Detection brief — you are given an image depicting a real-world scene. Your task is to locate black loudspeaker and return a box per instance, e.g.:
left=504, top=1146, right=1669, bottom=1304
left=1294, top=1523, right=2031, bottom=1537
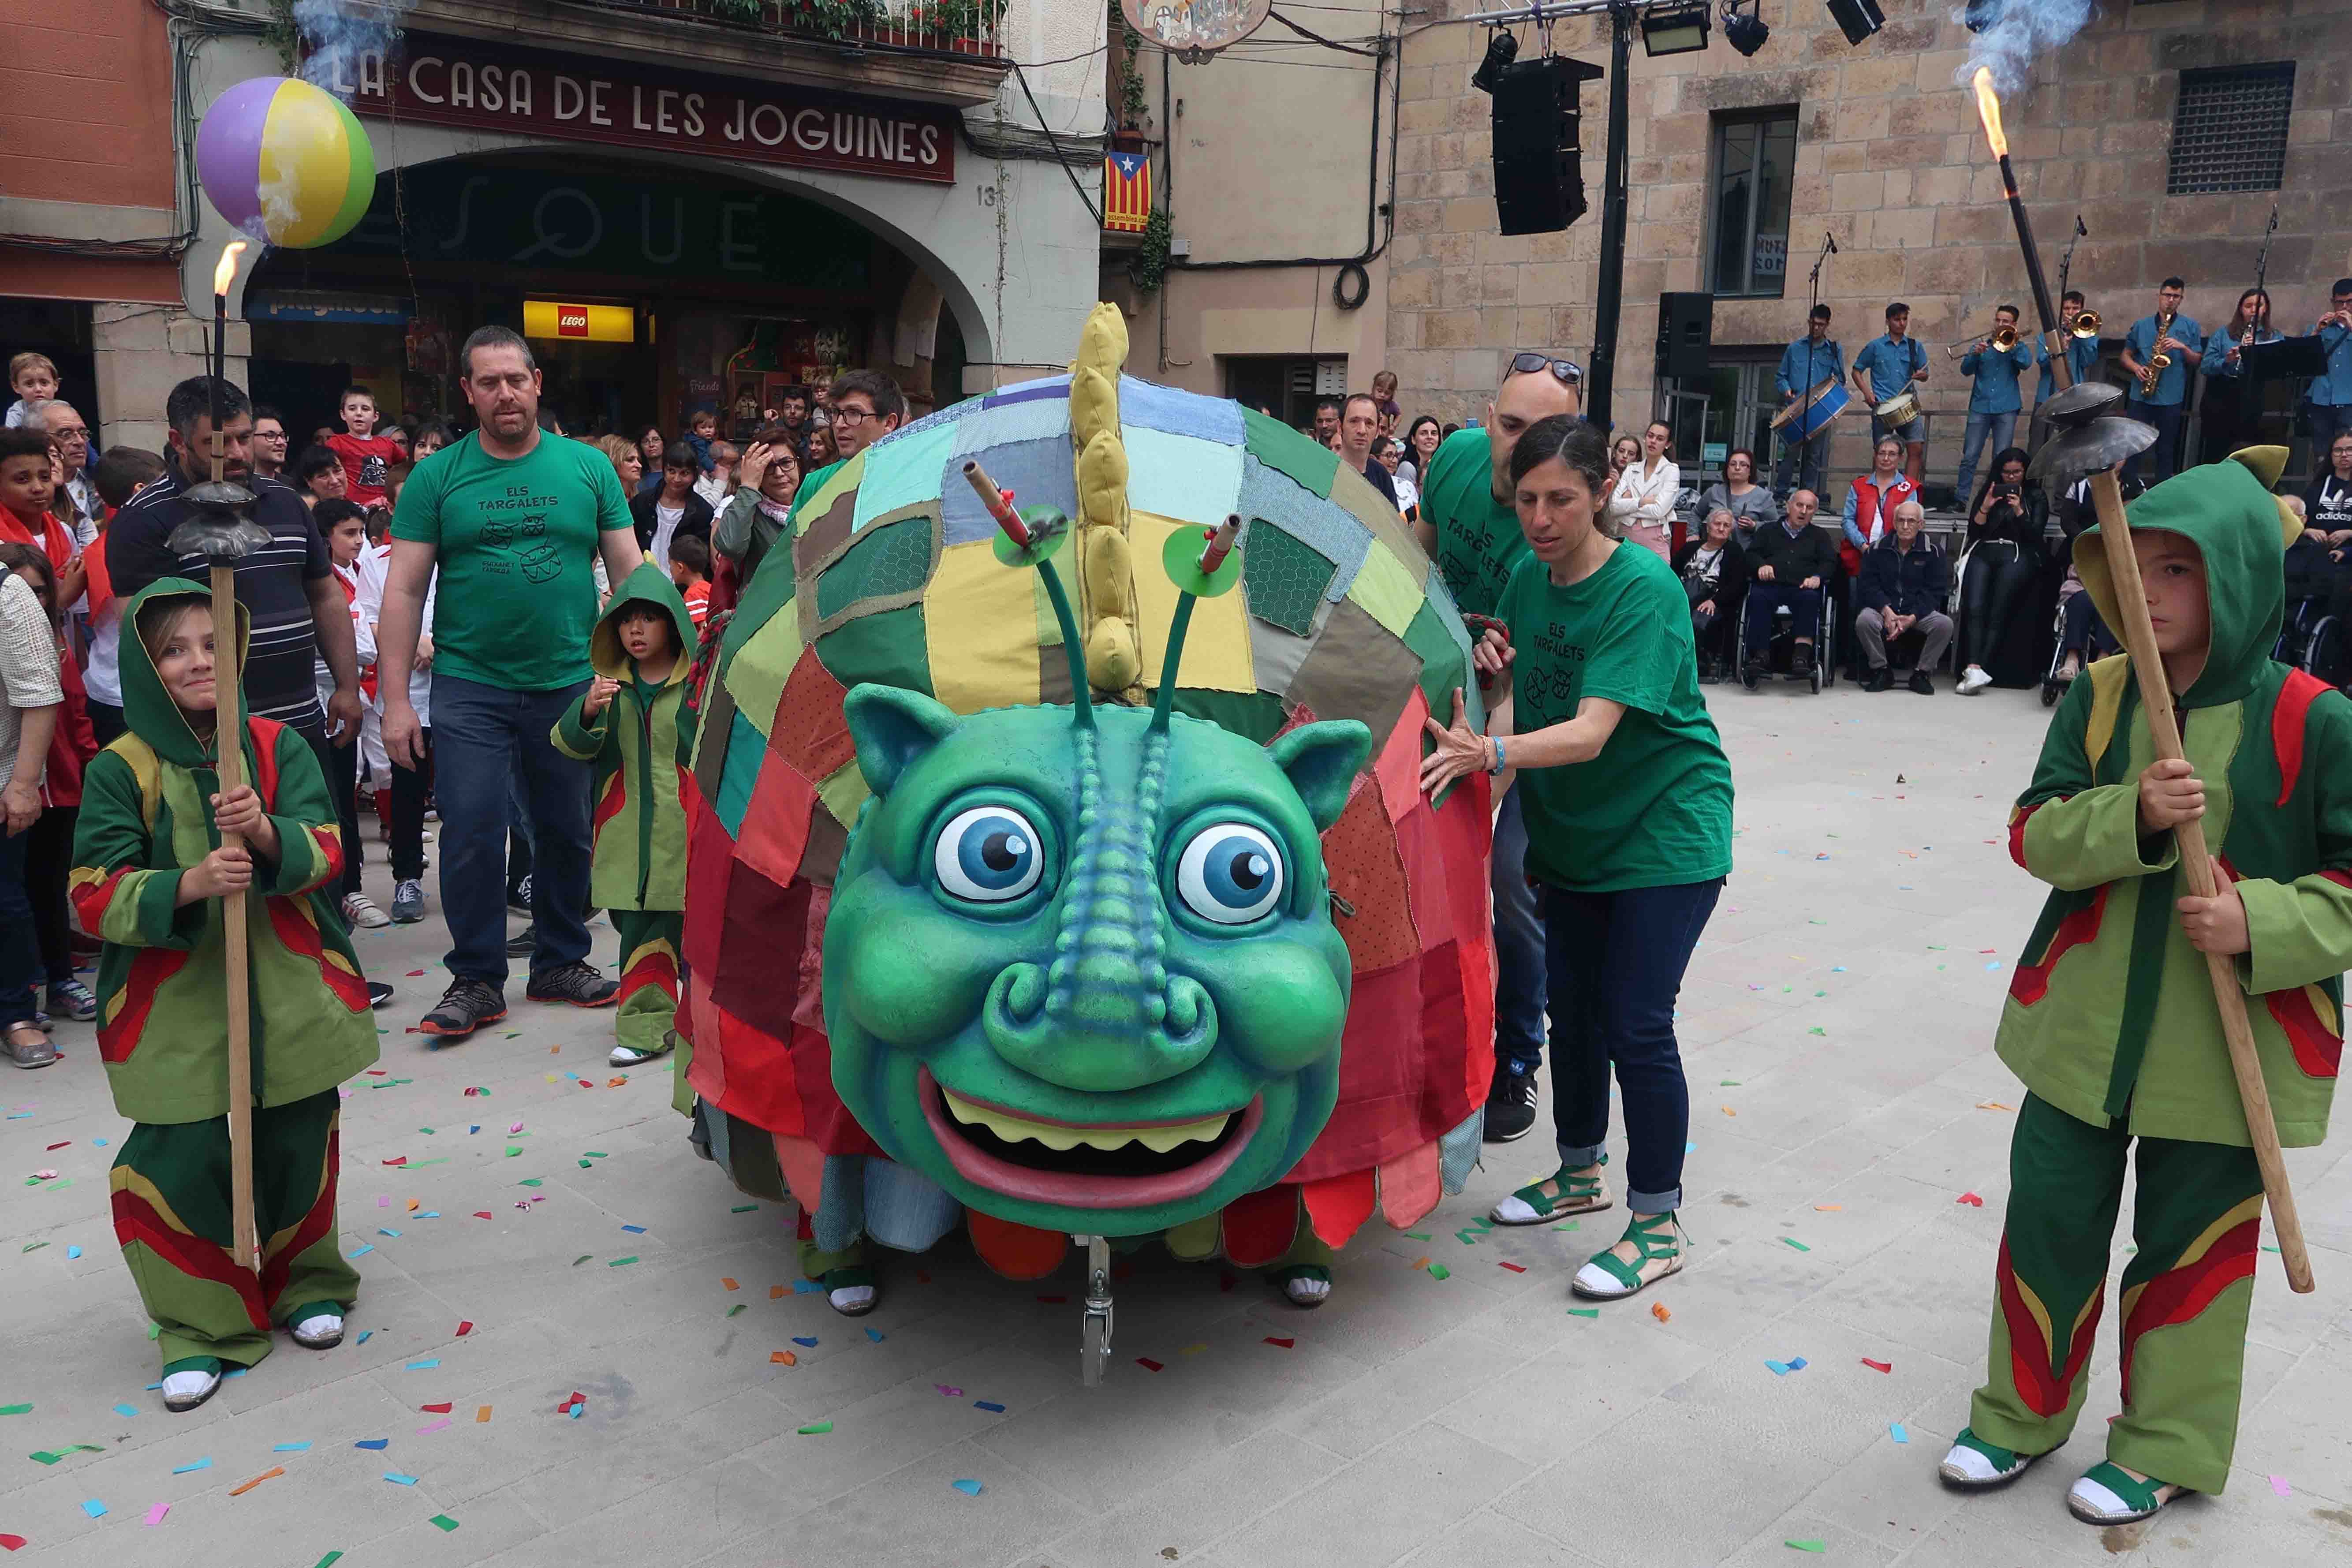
left=1655, top=291, right=1714, bottom=380
left=1491, top=56, right=1604, bottom=237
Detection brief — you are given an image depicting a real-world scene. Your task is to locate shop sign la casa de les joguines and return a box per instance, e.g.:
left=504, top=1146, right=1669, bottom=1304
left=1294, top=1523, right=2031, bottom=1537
left=320, top=31, right=957, bottom=184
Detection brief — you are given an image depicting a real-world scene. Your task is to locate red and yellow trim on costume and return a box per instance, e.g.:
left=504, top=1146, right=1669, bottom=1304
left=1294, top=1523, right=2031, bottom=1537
left=2270, top=669, right=2330, bottom=806
left=264, top=895, right=373, bottom=1014
left=257, top=1124, right=344, bottom=1311
left=2009, top=885, right=2109, bottom=1008
left=109, top=1166, right=269, bottom=1331
left=2118, top=1196, right=2260, bottom=1406
left=1995, top=1234, right=2104, bottom=1419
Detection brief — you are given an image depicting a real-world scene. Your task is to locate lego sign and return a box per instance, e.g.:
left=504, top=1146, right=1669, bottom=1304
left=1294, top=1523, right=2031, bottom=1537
left=523, top=299, right=635, bottom=343
left=324, top=32, right=956, bottom=185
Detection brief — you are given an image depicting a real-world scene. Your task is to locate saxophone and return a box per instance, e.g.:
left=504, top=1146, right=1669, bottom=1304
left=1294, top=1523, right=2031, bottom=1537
left=2140, top=308, right=2174, bottom=398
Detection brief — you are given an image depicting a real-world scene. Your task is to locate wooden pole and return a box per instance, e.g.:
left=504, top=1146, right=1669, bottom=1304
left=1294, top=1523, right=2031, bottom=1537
left=2090, top=475, right=2315, bottom=1293
left=206, top=415, right=258, bottom=1273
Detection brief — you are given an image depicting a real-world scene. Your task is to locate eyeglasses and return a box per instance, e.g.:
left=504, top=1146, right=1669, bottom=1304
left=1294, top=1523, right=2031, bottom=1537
left=830, top=405, right=878, bottom=427
left=1507, top=352, right=1583, bottom=387
left=45, top=426, right=89, bottom=443
left=253, top=428, right=288, bottom=442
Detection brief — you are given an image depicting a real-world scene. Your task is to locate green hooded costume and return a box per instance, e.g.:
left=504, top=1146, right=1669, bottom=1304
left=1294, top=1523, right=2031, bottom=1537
left=70, top=579, right=377, bottom=1373
left=552, top=563, right=700, bottom=1092
left=1961, top=449, right=2347, bottom=1498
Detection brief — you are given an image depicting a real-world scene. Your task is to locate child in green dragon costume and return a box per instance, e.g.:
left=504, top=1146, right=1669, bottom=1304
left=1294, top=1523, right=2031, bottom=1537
left=71, top=581, right=378, bottom=1413
left=551, top=563, right=698, bottom=1088
left=1938, top=448, right=2346, bottom=1525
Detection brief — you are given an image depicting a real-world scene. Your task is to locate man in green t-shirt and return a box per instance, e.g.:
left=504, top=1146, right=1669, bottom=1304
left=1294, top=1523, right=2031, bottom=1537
left=1412, top=354, right=1583, bottom=1142
left=377, top=327, right=645, bottom=1039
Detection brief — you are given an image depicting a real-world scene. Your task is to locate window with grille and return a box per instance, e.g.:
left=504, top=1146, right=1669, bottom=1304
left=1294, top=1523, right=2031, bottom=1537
left=2166, top=63, right=2294, bottom=196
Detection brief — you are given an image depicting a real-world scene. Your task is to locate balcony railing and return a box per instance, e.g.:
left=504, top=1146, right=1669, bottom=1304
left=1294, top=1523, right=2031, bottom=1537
left=588, top=0, right=1007, bottom=58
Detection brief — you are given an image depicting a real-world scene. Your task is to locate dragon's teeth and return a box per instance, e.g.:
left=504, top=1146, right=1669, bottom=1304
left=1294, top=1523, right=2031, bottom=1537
left=943, top=1091, right=1229, bottom=1153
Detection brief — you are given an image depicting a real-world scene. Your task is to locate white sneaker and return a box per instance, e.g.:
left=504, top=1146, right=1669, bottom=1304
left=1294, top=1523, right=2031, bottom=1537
left=1958, top=665, right=1993, bottom=694
left=341, top=893, right=391, bottom=930
left=609, top=1040, right=674, bottom=1068
left=290, top=1312, right=344, bottom=1349
left=161, top=1368, right=221, bottom=1411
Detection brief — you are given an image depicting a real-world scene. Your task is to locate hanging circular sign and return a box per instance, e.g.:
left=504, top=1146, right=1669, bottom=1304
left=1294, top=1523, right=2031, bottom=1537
left=1121, top=0, right=1274, bottom=63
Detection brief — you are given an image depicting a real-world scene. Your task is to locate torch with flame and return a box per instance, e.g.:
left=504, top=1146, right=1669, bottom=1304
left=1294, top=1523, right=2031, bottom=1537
left=208, top=240, right=250, bottom=481
left=1975, top=69, right=2317, bottom=1294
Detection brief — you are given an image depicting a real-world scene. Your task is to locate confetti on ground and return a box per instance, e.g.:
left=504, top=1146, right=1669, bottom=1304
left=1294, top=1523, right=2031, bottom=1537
left=865, top=1328, right=885, bottom=1342
left=1651, top=1303, right=1671, bottom=1322
left=355, top=1331, right=372, bottom=1344
left=112, top=1403, right=138, bottom=1419
left=1813, top=1205, right=1841, bottom=1212
left=170, top=1458, right=211, bottom=1474
left=377, top=1228, right=400, bottom=1239
left=1427, top=1264, right=1451, bottom=1281
left=1568, top=1307, right=1599, bottom=1319
left=406, top=1359, right=439, bottom=1371
left=455, top=1321, right=473, bottom=1337
left=311, top=1556, right=341, bottom=1568
left=1498, top=1261, right=1526, bottom=1273
left=1135, top=1358, right=1164, bottom=1371
left=796, top=1422, right=832, bottom=1435
left=1180, top=1343, right=1208, bottom=1355
left=1861, top=1359, right=1893, bottom=1373
left=144, top=1501, right=169, bottom=1527
left=272, top=1441, right=310, bottom=1452
left=935, top=1385, right=963, bottom=1397
left=1890, top=1423, right=1909, bottom=1444
left=769, top=1285, right=786, bottom=1300
left=228, top=1467, right=284, bottom=1496
left=79, top=1501, right=106, bottom=1519
left=951, top=1479, right=983, bottom=1497
left=620, top=1225, right=645, bottom=1234
left=725, top=1304, right=746, bottom=1318
left=1956, top=1192, right=1985, bottom=1207
left=770, top=1351, right=796, bottom=1366
left=974, top=1401, right=1005, bottom=1413
left=731, top=1204, right=757, bottom=1213
left=66, top=1247, right=79, bottom=1260
left=417, top=1419, right=452, bottom=1435
left=1785, top=1543, right=1826, bottom=1554
left=608, top=1257, right=638, bottom=1268
left=1978, top=1101, right=2013, bottom=1111
left=353, top=1439, right=388, bottom=1451
left=382, top=1473, right=418, bottom=1486
left=1401, top=1231, right=1432, bottom=1241
left=1263, top=1337, right=1295, bottom=1348
left=1781, top=1237, right=1811, bottom=1252
left=429, top=1515, right=460, bottom=1532
left=721, top=1277, right=739, bottom=1291
left=791, top=1336, right=818, bottom=1347
left=0, top=1405, right=26, bottom=1417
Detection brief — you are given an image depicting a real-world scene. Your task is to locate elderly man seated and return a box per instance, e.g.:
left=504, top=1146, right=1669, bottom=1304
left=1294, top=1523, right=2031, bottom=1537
left=1740, top=485, right=1837, bottom=684
left=1854, top=498, right=1952, bottom=694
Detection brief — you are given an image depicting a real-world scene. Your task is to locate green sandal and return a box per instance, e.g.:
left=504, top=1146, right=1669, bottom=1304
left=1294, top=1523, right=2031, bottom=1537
left=1490, top=1155, right=1613, bottom=1226
left=1569, top=1211, right=1683, bottom=1299
left=1267, top=1264, right=1332, bottom=1309
left=1938, top=1427, right=2043, bottom=1488
left=2068, top=1462, right=2188, bottom=1525
left=820, top=1265, right=877, bottom=1317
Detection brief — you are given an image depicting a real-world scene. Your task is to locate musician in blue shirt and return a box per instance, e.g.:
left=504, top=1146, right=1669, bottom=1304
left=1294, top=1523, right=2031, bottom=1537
left=1773, top=305, right=1844, bottom=501
left=2029, top=288, right=2103, bottom=452
left=1850, top=302, right=1929, bottom=489
left=1956, top=302, right=2035, bottom=504
left=2305, top=276, right=2352, bottom=457
left=2120, top=277, right=2203, bottom=484
left=2199, top=287, right=2285, bottom=464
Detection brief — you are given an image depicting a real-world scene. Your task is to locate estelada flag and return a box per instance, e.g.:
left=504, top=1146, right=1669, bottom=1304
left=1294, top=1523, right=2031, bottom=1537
left=1103, top=150, right=1152, bottom=233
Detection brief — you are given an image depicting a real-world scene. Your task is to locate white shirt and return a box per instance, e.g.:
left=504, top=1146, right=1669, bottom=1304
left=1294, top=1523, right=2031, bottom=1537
left=651, top=502, right=685, bottom=572
left=355, top=543, right=438, bottom=726
left=694, top=472, right=733, bottom=512
left=1609, top=455, right=1681, bottom=559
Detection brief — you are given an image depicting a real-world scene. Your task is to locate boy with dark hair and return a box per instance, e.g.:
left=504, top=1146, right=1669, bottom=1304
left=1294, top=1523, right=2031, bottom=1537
left=0, top=428, right=82, bottom=605
left=1939, top=447, right=2348, bottom=1526
left=667, top=533, right=712, bottom=629
left=81, top=448, right=166, bottom=744
left=550, top=564, right=697, bottom=1079
left=325, top=386, right=401, bottom=508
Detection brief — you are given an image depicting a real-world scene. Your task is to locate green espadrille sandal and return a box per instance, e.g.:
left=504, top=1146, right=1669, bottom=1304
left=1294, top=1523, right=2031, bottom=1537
left=2068, top=1462, right=2187, bottom=1525
left=1938, top=1427, right=2043, bottom=1488
left=1490, top=1156, right=1613, bottom=1226
left=821, top=1266, right=877, bottom=1317
left=1569, top=1211, right=1684, bottom=1299
left=1268, top=1264, right=1332, bottom=1308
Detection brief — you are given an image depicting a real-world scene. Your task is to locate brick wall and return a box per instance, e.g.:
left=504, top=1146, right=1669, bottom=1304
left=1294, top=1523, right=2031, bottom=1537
left=1386, top=0, right=2352, bottom=485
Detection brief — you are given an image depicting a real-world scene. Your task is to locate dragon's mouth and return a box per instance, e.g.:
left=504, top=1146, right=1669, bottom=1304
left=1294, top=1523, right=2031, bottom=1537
left=918, top=1068, right=1261, bottom=1208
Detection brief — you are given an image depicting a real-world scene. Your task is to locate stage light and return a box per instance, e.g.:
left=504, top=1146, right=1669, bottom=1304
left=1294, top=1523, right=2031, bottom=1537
left=1723, top=0, right=1769, bottom=56
left=1963, top=0, right=2005, bottom=32
left=1471, top=27, right=1518, bottom=94
left=1823, top=0, right=1885, bottom=47
left=1639, top=1, right=1711, bottom=56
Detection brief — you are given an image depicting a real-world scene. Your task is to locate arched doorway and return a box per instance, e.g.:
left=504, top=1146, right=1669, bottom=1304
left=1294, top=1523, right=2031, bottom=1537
left=242, top=150, right=982, bottom=446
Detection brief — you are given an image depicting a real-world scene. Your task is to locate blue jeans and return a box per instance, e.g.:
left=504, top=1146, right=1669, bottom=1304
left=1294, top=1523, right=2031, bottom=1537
left=1543, top=877, right=1722, bottom=1213
left=431, top=673, right=594, bottom=988
left=0, top=823, right=37, bottom=1028
left=1491, top=785, right=1548, bottom=1072
left=1775, top=430, right=1828, bottom=501
left=1956, top=410, right=2017, bottom=505
left=2123, top=399, right=2183, bottom=484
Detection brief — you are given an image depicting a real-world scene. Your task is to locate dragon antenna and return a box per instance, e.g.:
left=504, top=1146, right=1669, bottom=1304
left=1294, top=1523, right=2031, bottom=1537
left=961, top=459, right=1092, bottom=731
left=1150, top=515, right=1243, bottom=734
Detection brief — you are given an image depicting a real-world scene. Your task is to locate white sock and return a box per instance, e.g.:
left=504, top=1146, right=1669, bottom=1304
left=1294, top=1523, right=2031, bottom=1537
left=293, top=1312, right=342, bottom=1341
left=162, top=1369, right=218, bottom=1403
left=1490, top=1194, right=1541, bottom=1223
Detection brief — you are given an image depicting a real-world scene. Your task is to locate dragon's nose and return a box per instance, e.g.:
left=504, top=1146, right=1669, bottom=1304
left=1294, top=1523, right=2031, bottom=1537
left=982, top=960, right=1216, bottom=1092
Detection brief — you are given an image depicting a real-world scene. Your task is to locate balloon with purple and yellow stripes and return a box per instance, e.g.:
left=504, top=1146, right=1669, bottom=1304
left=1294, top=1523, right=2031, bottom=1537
left=195, top=76, right=377, bottom=249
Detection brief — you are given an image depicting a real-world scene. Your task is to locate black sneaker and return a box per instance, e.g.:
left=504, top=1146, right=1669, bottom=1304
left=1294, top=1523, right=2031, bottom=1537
left=1863, top=666, right=1893, bottom=693
left=507, top=874, right=533, bottom=914
left=1740, top=654, right=1766, bottom=691
left=526, top=961, right=620, bottom=1009
left=506, top=924, right=538, bottom=958
left=1909, top=670, right=1936, bottom=695
left=367, top=982, right=395, bottom=1010
left=1790, top=644, right=1815, bottom=680
left=419, top=978, right=507, bottom=1039
left=1483, top=1059, right=1540, bottom=1143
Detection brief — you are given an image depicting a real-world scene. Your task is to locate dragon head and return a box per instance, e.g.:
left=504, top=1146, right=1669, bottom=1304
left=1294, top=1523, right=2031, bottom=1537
left=823, top=531, right=1370, bottom=1234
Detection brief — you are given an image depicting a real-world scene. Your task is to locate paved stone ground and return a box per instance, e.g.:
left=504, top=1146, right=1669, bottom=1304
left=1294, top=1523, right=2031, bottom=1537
left=5, top=678, right=2350, bottom=1568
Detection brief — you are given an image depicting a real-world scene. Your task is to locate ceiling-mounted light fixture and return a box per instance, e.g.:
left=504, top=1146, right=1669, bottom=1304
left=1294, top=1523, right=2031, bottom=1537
left=1471, top=27, right=1518, bottom=94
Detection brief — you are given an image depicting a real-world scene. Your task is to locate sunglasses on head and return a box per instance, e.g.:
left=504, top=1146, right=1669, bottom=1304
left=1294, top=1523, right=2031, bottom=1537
left=1507, top=352, right=1584, bottom=387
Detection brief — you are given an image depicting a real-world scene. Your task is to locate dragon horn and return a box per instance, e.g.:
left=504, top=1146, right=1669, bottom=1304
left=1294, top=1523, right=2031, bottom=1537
left=961, top=459, right=1093, bottom=731
left=1149, top=516, right=1243, bottom=735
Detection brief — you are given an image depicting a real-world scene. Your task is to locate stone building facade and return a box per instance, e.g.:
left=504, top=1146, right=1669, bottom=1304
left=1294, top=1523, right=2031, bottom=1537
left=1383, top=0, right=2352, bottom=495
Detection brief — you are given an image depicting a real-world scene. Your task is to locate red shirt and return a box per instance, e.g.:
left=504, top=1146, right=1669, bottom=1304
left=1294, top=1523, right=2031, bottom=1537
left=681, top=579, right=709, bottom=628
left=326, top=432, right=403, bottom=508
left=0, top=508, right=74, bottom=574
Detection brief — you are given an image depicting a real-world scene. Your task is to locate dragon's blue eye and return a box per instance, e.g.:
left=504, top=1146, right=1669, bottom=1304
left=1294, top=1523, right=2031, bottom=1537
left=1176, top=824, right=1285, bottom=925
left=934, top=806, right=1044, bottom=903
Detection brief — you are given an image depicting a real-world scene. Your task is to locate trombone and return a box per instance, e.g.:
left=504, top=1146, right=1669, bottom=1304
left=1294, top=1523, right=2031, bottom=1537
left=2065, top=308, right=2102, bottom=339
left=1945, top=323, right=2021, bottom=358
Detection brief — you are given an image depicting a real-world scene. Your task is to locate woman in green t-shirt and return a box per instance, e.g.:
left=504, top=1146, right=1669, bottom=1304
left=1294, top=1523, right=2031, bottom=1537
left=1423, top=415, right=1735, bottom=1303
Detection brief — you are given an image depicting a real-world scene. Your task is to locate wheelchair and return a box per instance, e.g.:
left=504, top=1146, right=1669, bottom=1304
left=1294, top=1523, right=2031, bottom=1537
left=2042, top=594, right=2119, bottom=706
left=1738, top=583, right=1837, bottom=693
left=2277, top=597, right=2346, bottom=685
